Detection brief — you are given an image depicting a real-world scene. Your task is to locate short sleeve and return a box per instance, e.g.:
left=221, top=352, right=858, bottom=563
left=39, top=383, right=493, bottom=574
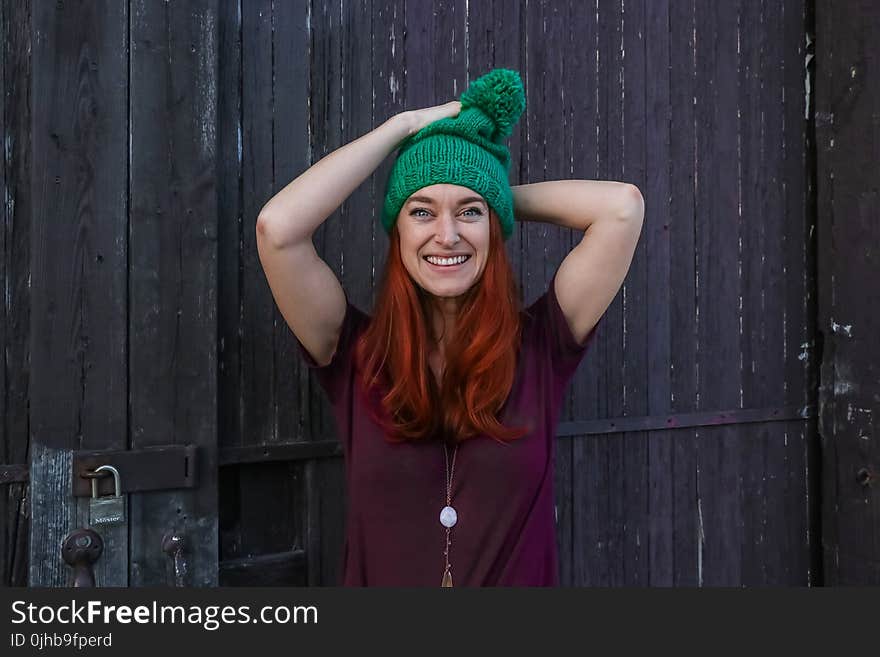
left=526, top=269, right=602, bottom=384
left=294, top=294, right=370, bottom=403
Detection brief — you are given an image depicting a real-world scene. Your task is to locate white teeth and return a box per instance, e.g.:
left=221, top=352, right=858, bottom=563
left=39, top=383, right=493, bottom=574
left=426, top=255, right=469, bottom=266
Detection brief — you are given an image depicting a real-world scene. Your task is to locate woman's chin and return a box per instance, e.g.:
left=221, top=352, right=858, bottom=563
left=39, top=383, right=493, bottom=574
left=419, top=280, right=472, bottom=299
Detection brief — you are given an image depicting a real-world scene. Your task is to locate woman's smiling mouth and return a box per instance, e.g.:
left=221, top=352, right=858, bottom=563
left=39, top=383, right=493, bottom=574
left=423, top=254, right=472, bottom=271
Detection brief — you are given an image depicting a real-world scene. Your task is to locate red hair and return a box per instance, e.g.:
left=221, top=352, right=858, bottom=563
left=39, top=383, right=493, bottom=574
left=354, top=210, right=530, bottom=445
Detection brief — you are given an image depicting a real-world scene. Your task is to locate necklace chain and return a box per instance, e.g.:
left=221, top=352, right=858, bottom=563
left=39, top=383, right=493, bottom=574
left=445, top=442, right=457, bottom=503
left=441, top=442, right=458, bottom=587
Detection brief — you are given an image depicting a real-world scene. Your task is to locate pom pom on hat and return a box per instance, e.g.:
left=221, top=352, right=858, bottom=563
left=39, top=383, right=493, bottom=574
left=459, top=68, right=526, bottom=140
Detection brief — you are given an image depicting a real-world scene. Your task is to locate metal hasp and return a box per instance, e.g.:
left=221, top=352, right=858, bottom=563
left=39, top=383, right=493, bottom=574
left=72, top=445, right=198, bottom=497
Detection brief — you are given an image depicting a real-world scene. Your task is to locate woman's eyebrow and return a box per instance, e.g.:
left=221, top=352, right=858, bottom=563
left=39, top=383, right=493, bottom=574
left=406, top=196, right=486, bottom=205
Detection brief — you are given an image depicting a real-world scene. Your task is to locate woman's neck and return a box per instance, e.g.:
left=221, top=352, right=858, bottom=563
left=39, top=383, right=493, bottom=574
left=430, top=298, right=459, bottom=347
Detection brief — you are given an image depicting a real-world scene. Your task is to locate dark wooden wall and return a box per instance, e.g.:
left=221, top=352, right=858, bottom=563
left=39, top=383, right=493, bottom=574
left=215, top=0, right=818, bottom=586
left=0, top=0, right=837, bottom=587
left=815, top=1, right=880, bottom=585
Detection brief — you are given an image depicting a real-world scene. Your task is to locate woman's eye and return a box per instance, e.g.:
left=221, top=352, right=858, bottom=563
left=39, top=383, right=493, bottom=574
left=409, top=207, right=483, bottom=218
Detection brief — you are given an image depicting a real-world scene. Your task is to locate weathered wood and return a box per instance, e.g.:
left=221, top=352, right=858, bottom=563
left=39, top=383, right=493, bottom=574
left=667, top=0, right=700, bottom=588
left=694, top=0, right=743, bottom=587
left=29, top=445, right=72, bottom=586
left=219, top=549, right=307, bottom=587
left=220, top=441, right=341, bottom=466
left=644, top=0, right=674, bottom=587
left=619, top=0, right=649, bottom=587
left=566, top=0, right=603, bottom=587
left=794, top=0, right=822, bottom=586
left=236, top=461, right=304, bottom=564
left=29, top=0, right=129, bottom=586
left=1, top=0, right=32, bottom=588
left=593, top=0, right=628, bottom=587
left=740, top=0, right=774, bottom=585
left=563, top=406, right=813, bottom=436
left=217, top=0, right=243, bottom=460
left=128, top=0, right=219, bottom=587
left=815, top=0, right=880, bottom=584
left=306, top=0, right=344, bottom=445
left=0, top=465, right=28, bottom=485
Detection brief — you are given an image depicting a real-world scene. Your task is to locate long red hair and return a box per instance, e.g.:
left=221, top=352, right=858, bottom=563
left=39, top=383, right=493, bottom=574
left=354, top=210, right=530, bottom=445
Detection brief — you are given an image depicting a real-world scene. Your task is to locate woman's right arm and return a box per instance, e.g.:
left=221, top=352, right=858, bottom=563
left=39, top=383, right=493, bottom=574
left=256, top=102, right=460, bottom=367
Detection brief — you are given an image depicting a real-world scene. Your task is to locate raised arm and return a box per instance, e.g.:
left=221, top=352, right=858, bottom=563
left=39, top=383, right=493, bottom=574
left=256, top=102, right=462, bottom=366
left=512, top=180, right=645, bottom=344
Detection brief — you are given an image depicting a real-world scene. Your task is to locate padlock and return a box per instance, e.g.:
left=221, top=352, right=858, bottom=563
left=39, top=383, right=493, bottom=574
left=89, top=465, right=125, bottom=526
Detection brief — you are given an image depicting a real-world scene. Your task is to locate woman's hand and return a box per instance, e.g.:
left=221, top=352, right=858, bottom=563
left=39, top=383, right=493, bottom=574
left=400, top=101, right=462, bottom=137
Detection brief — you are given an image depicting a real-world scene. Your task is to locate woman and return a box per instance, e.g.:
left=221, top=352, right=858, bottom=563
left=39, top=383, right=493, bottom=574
left=256, top=69, right=644, bottom=586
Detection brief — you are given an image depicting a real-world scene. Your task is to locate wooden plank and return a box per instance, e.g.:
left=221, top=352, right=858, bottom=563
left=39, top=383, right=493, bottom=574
left=219, top=549, right=307, bottom=587
left=306, top=0, right=344, bottom=443
left=815, top=0, right=880, bottom=584
left=814, top=0, right=836, bottom=586
left=695, top=0, right=743, bottom=586
left=312, top=455, right=346, bottom=585
left=617, top=0, right=649, bottom=587
left=781, top=0, right=818, bottom=586
left=29, top=446, right=72, bottom=586
left=29, top=0, right=128, bottom=586
left=224, top=0, right=309, bottom=586
left=403, top=0, right=435, bottom=112
left=370, top=0, right=406, bottom=305
left=667, top=0, right=699, bottom=587
left=235, top=0, right=284, bottom=584
left=532, top=0, right=573, bottom=587
left=0, top=0, right=7, bottom=588
left=492, top=0, right=525, bottom=294
left=598, top=0, right=626, bottom=588
left=301, top=0, right=372, bottom=585
left=273, top=0, right=311, bottom=449
left=128, top=0, right=219, bottom=586
left=433, top=0, right=467, bottom=100
left=568, top=0, right=603, bottom=588
left=217, top=0, right=243, bottom=454
left=739, top=0, right=777, bottom=585
left=220, top=440, right=341, bottom=466
left=644, top=0, right=674, bottom=586
left=740, top=0, right=813, bottom=586
left=548, top=3, right=586, bottom=586
left=240, top=0, right=276, bottom=454
left=0, top=0, right=32, bottom=588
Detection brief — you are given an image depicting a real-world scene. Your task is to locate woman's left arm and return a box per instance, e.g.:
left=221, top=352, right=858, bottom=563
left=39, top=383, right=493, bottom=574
left=511, top=180, right=645, bottom=344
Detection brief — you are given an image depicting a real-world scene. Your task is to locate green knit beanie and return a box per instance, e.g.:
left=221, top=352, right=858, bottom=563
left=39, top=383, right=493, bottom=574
left=381, top=68, right=526, bottom=241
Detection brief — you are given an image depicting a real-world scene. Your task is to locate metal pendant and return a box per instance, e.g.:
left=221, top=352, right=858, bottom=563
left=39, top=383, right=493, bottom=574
left=441, top=567, right=453, bottom=587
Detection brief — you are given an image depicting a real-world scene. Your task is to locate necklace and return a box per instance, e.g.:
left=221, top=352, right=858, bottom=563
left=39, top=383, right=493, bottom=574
left=440, top=441, right=459, bottom=587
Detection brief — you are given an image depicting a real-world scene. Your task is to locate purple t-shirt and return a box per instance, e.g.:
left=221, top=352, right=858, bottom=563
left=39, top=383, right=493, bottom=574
left=296, top=270, right=601, bottom=586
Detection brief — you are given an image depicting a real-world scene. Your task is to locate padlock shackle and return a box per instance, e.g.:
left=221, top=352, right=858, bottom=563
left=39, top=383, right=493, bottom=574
left=92, top=465, right=122, bottom=497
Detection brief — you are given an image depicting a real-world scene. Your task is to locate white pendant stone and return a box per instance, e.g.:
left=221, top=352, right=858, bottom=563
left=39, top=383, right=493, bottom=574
left=440, top=505, right=458, bottom=528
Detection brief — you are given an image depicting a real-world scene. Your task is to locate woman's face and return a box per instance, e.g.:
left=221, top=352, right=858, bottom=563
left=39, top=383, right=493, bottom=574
left=396, top=184, right=491, bottom=300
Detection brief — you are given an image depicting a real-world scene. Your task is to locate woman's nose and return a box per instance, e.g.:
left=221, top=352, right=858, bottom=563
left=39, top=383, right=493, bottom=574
left=435, top=214, right=460, bottom=244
